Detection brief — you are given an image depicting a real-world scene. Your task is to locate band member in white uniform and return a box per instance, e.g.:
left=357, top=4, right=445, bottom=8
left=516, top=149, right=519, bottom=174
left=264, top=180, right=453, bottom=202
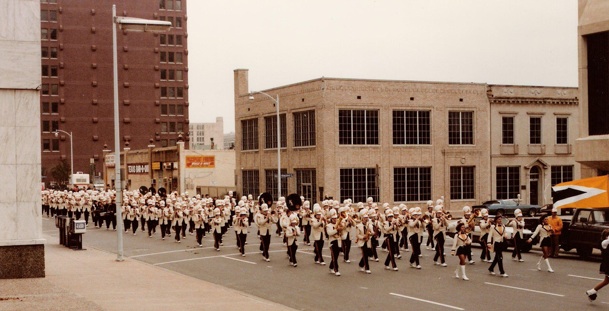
left=326, top=210, right=342, bottom=276
left=286, top=214, right=301, bottom=267
left=383, top=210, right=399, bottom=271
left=432, top=205, right=448, bottom=266
left=408, top=207, right=423, bottom=269
left=478, top=209, right=492, bottom=262
left=356, top=211, right=372, bottom=274
left=311, top=204, right=327, bottom=265
left=528, top=215, right=554, bottom=272
left=255, top=203, right=274, bottom=262
left=487, top=215, right=508, bottom=277
left=451, top=223, right=472, bottom=280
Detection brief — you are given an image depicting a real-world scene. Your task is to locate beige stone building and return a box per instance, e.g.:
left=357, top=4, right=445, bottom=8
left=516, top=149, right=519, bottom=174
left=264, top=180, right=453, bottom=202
left=234, top=69, right=580, bottom=211
left=189, top=117, right=225, bottom=150
left=488, top=85, right=580, bottom=207
left=575, top=0, right=609, bottom=176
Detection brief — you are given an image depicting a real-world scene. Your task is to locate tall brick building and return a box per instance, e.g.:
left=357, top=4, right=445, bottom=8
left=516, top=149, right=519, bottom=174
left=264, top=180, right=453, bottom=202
left=40, top=0, right=189, bottom=187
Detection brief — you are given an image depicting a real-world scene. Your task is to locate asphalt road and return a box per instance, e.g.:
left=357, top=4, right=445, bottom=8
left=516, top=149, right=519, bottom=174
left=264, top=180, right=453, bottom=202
left=43, top=217, right=608, bottom=311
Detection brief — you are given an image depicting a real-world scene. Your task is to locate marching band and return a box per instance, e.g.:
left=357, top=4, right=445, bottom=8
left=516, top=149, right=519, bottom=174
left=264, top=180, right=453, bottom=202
left=40, top=189, right=559, bottom=281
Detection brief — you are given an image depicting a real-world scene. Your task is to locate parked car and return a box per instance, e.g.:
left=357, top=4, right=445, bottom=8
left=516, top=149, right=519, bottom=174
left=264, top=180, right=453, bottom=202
left=473, top=199, right=541, bottom=217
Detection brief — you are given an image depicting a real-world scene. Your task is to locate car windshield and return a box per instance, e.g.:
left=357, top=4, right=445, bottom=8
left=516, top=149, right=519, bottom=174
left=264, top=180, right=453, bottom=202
left=498, top=200, right=517, bottom=206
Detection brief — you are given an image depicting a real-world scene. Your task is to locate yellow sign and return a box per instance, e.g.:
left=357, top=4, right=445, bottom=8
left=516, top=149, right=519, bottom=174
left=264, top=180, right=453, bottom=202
left=186, top=156, right=215, bottom=168
left=152, top=162, right=161, bottom=170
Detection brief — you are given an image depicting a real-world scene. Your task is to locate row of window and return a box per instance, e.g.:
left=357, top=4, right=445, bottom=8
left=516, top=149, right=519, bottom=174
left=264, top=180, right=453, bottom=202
left=159, top=0, right=183, bottom=10
left=41, top=84, right=59, bottom=96
left=160, top=69, right=183, bottom=81
left=41, top=28, right=58, bottom=40
left=42, top=65, right=58, bottom=77
left=42, top=139, right=60, bottom=152
left=41, top=46, right=58, bottom=59
left=159, top=34, right=183, bottom=46
left=160, top=86, right=184, bottom=99
left=241, top=165, right=574, bottom=204
left=42, top=120, right=59, bottom=133
left=160, top=104, right=185, bottom=116
left=160, top=51, right=183, bottom=64
left=40, top=0, right=57, bottom=3
left=41, top=9, right=57, bottom=22
left=502, top=116, right=569, bottom=145
left=160, top=121, right=185, bottom=134
left=158, top=16, right=182, bottom=28
left=42, top=102, right=59, bottom=114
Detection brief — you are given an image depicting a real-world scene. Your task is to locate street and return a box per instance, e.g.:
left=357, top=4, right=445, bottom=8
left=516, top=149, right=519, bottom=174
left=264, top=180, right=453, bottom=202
left=43, top=217, right=607, bottom=311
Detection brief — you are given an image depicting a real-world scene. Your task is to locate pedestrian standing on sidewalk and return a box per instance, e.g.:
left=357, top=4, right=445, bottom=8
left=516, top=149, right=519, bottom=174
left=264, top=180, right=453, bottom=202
left=586, top=229, right=609, bottom=301
left=548, top=207, right=563, bottom=257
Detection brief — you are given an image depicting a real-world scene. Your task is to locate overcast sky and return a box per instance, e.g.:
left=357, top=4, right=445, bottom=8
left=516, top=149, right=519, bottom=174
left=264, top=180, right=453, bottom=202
left=187, top=0, right=578, bottom=133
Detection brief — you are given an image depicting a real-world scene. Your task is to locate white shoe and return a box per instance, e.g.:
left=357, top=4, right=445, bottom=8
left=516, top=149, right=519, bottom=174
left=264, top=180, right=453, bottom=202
left=489, top=271, right=496, bottom=275
left=416, top=265, right=421, bottom=269
left=518, top=259, right=524, bottom=262
left=462, top=275, right=469, bottom=281
left=410, top=263, right=417, bottom=268
left=198, top=244, right=202, bottom=247
left=265, top=258, right=270, bottom=262
left=241, top=254, right=245, bottom=257
left=374, top=258, right=379, bottom=262
left=315, top=261, right=320, bottom=264
left=293, top=263, right=297, bottom=267
left=335, top=271, right=341, bottom=276
left=345, top=259, right=351, bottom=263
left=385, top=266, right=391, bottom=270
left=468, top=260, right=475, bottom=265
left=360, top=268, right=365, bottom=272
left=393, top=267, right=399, bottom=271
left=329, top=269, right=335, bottom=274
left=441, top=263, right=447, bottom=267
left=548, top=269, right=554, bottom=273
left=396, top=255, right=402, bottom=259
left=434, top=262, right=440, bottom=266
left=501, top=273, right=509, bottom=278
left=320, top=262, right=326, bottom=266
left=365, top=270, right=371, bottom=274
left=512, top=257, right=518, bottom=261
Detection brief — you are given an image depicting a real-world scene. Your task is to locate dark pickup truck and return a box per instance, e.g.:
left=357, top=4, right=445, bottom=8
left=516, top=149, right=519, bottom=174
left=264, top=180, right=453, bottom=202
left=560, top=208, right=609, bottom=258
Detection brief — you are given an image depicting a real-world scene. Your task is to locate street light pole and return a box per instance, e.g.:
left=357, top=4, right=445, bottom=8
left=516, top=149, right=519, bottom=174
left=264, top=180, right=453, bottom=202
left=54, top=129, right=73, bottom=182
left=249, top=91, right=281, bottom=199
left=112, top=4, right=171, bottom=262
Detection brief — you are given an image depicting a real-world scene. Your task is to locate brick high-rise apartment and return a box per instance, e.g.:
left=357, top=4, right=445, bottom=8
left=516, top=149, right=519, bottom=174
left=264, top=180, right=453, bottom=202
left=40, top=0, right=189, bottom=187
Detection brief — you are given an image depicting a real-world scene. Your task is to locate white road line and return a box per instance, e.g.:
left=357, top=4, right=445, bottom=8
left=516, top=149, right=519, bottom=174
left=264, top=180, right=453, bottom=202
left=484, top=282, right=564, bottom=297
left=154, top=249, right=285, bottom=266
left=568, top=274, right=604, bottom=281
left=390, top=293, right=464, bottom=310
left=222, top=256, right=257, bottom=265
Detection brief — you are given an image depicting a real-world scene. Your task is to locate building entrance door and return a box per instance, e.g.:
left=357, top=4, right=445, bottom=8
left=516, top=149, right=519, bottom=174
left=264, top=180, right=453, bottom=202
left=530, top=166, right=540, bottom=205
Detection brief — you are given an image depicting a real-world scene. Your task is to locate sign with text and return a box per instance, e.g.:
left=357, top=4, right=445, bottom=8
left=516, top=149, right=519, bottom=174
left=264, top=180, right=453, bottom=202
left=127, top=163, right=150, bottom=174
left=152, top=162, right=161, bottom=170
left=186, top=155, right=215, bottom=168
left=105, top=154, right=115, bottom=167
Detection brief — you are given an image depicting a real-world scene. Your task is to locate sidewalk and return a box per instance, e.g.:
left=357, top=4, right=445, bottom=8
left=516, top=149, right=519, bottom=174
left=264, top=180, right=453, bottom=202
left=0, top=234, right=295, bottom=311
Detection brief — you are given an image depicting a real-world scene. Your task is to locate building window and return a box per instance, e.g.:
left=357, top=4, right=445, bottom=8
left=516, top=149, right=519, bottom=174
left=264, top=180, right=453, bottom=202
left=448, top=111, right=474, bottom=145
left=175, top=17, right=182, bottom=28
left=40, top=9, right=57, bottom=22
left=242, top=170, right=260, bottom=198
left=42, top=139, right=51, bottom=151
left=296, top=169, right=317, bottom=203
left=394, top=167, right=431, bottom=202
left=551, top=165, right=573, bottom=186
left=450, top=166, right=475, bottom=200
left=264, top=114, right=286, bottom=149
left=41, top=65, right=58, bottom=77
left=530, top=117, right=541, bottom=144
left=241, top=118, right=258, bottom=151
left=265, top=169, right=287, bottom=199
left=42, top=120, right=50, bottom=132
left=52, top=139, right=59, bottom=151
left=42, top=102, right=50, bottom=114
left=496, top=166, right=520, bottom=200
left=502, top=116, right=514, bottom=144
left=338, top=110, right=379, bottom=145
left=176, top=104, right=184, bottom=115
left=556, top=117, right=568, bottom=145
left=339, top=168, right=378, bottom=203
left=293, top=110, right=316, bottom=147
left=393, top=110, right=430, bottom=145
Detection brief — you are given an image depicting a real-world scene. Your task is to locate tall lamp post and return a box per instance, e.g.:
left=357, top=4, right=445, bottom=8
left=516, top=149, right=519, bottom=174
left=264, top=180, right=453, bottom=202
left=249, top=91, right=281, bottom=199
left=54, top=129, right=73, bottom=184
left=112, top=4, right=171, bottom=261
left=148, top=139, right=155, bottom=188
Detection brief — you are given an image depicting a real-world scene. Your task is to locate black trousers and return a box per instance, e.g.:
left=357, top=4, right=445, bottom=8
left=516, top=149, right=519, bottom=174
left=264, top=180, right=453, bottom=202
left=426, top=226, right=435, bottom=248
left=174, top=225, right=182, bottom=241
left=303, top=224, right=311, bottom=244
left=131, top=219, right=139, bottom=234
left=370, top=237, right=379, bottom=259
left=213, top=231, right=222, bottom=249
left=409, top=234, right=421, bottom=265
left=160, top=224, right=168, bottom=238
left=480, top=233, right=491, bottom=260
left=342, top=233, right=352, bottom=261
left=385, top=235, right=397, bottom=268
left=140, top=216, right=146, bottom=231
left=434, top=233, right=445, bottom=264
left=489, top=242, right=505, bottom=274
left=511, top=233, right=523, bottom=260
left=237, top=233, right=247, bottom=255
left=196, top=228, right=205, bottom=245
left=329, top=240, right=340, bottom=272
left=147, top=220, right=157, bottom=237
left=105, top=214, right=116, bottom=229
left=288, top=241, right=298, bottom=264
left=314, top=237, right=325, bottom=263
left=83, top=211, right=90, bottom=225
left=399, top=228, right=409, bottom=249
left=124, top=219, right=131, bottom=231
left=359, top=244, right=370, bottom=270
left=260, top=234, right=271, bottom=259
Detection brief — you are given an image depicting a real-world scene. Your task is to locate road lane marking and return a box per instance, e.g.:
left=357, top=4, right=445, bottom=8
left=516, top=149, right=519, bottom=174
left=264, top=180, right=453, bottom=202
left=154, top=249, right=286, bottom=266
left=390, top=293, right=464, bottom=310
left=222, top=256, right=257, bottom=265
left=297, top=250, right=331, bottom=258
left=568, top=274, right=604, bottom=281
left=130, top=242, right=286, bottom=258
left=484, top=282, right=564, bottom=297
